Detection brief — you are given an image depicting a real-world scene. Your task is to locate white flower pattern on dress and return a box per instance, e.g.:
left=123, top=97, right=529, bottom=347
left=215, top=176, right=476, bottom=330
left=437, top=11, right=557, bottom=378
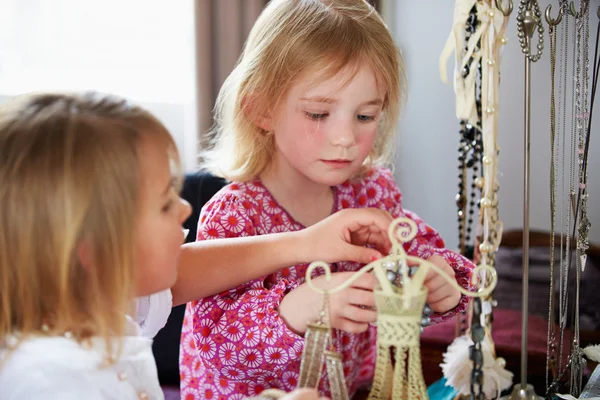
left=203, top=221, right=225, bottom=239
left=264, top=346, right=290, bottom=365
left=197, top=340, right=216, bottom=360
left=221, top=212, right=245, bottom=234
left=220, top=320, right=245, bottom=342
left=242, top=326, right=261, bottom=347
left=218, top=343, right=238, bottom=366
left=239, top=348, right=263, bottom=369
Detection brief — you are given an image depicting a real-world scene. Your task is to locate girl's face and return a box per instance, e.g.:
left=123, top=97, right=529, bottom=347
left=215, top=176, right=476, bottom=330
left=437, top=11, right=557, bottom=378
left=134, top=135, right=191, bottom=297
left=268, top=62, right=385, bottom=186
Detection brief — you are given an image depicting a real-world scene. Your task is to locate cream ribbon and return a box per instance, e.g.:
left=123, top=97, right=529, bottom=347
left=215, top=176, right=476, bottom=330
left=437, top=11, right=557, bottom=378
left=479, top=0, right=507, bottom=265
left=440, top=0, right=508, bottom=129
left=440, top=0, right=509, bottom=267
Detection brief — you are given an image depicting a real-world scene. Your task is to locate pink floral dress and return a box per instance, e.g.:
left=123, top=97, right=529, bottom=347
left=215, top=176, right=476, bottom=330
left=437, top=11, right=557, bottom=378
left=179, top=167, right=474, bottom=400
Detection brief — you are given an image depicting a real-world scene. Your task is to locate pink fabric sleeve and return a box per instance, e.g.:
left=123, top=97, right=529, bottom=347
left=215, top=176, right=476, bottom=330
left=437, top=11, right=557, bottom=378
left=190, top=192, right=304, bottom=379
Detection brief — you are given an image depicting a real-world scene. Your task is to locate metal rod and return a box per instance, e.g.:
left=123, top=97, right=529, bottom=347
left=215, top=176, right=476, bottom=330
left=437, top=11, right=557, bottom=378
left=521, top=53, right=531, bottom=390
left=510, top=2, right=541, bottom=398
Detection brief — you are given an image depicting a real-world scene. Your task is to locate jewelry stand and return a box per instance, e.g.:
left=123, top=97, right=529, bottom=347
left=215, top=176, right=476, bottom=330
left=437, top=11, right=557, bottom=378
left=510, top=0, right=543, bottom=398
left=439, top=2, right=513, bottom=397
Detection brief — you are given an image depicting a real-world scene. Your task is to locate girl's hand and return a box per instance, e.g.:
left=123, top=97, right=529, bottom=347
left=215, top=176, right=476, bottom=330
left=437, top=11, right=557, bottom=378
left=297, top=208, right=393, bottom=265
left=280, top=388, right=329, bottom=400
left=423, top=255, right=461, bottom=313
left=278, top=271, right=378, bottom=335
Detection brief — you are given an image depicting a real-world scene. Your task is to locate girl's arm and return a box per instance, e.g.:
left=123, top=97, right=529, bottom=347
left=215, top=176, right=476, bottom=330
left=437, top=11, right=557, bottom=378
left=171, top=207, right=393, bottom=306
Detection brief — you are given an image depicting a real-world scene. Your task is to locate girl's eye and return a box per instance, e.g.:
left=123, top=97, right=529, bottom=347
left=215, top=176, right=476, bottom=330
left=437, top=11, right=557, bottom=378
left=305, top=112, right=328, bottom=120
left=357, top=114, right=376, bottom=122
left=162, top=200, right=174, bottom=213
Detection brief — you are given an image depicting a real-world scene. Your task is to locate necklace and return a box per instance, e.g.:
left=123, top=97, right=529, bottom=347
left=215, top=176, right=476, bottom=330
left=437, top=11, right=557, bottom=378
left=448, top=3, right=510, bottom=399
left=570, top=1, right=590, bottom=395
left=549, top=4, right=570, bottom=395
left=455, top=5, right=484, bottom=348
left=545, top=3, right=562, bottom=389
left=516, top=0, right=545, bottom=62
left=547, top=1, right=593, bottom=396
left=456, top=4, right=484, bottom=262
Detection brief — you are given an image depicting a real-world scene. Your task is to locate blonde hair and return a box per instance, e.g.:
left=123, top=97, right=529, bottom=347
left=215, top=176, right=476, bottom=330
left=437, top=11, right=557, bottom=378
left=202, top=0, right=406, bottom=182
left=0, top=92, right=179, bottom=355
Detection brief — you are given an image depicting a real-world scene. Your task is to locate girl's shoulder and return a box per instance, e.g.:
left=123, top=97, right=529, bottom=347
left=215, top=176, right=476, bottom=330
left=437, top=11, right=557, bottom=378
left=0, top=334, right=159, bottom=399
left=0, top=336, right=99, bottom=397
left=201, top=179, right=270, bottom=216
left=209, top=180, right=266, bottom=203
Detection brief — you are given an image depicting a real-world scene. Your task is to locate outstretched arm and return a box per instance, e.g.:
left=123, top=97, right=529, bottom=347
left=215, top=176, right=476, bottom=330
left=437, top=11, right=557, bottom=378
left=171, top=207, right=393, bottom=306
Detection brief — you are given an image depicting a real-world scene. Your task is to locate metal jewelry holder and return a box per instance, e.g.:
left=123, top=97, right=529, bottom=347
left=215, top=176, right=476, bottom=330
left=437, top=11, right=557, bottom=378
left=510, top=0, right=544, bottom=398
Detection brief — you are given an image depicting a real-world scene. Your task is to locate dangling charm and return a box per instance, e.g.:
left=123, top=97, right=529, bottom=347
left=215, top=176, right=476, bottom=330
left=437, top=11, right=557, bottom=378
left=325, top=351, right=349, bottom=400
left=298, top=292, right=331, bottom=389
left=297, top=289, right=349, bottom=400
left=298, top=322, right=329, bottom=389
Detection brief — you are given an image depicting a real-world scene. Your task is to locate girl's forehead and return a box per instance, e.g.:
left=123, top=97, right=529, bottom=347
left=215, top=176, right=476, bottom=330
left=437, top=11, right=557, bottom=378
left=137, top=134, right=174, bottom=179
left=292, top=62, right=384, bottom=98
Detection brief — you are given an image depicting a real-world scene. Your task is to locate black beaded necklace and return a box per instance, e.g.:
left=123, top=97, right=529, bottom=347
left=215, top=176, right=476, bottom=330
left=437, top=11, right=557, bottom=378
left=456, top=5, right=485, bottom=262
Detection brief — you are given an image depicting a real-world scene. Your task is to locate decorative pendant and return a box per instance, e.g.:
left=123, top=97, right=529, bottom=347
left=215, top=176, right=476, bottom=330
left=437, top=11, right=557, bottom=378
left=325, top=351, right=349, bottom=400
left=298, top=322, right=330, bottom=389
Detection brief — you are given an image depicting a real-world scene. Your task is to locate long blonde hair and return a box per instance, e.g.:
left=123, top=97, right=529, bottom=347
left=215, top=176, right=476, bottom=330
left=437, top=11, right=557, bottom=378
left=202, top=0, right=406, bottom=182
left=0, top=92, right=178, bottom=355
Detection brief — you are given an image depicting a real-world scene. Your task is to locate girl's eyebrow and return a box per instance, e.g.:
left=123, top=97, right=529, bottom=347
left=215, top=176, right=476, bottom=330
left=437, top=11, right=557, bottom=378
left=300, top=96, right=337, bottom=104
left=162, top=177, right=176, bottom=196
left=300, top=96, right=383, bottom=107
left=359, top=99, right=383, bottom=106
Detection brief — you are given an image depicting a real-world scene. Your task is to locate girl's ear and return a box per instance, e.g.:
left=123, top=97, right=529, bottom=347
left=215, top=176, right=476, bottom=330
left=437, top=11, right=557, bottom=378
left=241, top=95, right=273, bottom=132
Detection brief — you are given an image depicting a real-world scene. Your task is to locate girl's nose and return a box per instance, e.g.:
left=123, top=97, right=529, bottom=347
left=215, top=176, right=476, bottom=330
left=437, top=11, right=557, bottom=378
left=328, top=120, right=356, bottom=147
left=179, top=198, right=192, bottom=222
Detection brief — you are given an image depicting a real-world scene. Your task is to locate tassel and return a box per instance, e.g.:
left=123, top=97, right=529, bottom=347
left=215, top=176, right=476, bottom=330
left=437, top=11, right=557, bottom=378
left=583, top=344, right=600, bottom=363
left=298, top=323, right=330, bottom=389
left=441, top=334, right=513, bottom=399
left=325, top=351, right=349, bottom=400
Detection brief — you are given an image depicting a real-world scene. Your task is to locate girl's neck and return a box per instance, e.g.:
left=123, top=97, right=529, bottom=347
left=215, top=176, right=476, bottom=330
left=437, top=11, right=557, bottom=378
left=259, top=157, right=334, bottom=227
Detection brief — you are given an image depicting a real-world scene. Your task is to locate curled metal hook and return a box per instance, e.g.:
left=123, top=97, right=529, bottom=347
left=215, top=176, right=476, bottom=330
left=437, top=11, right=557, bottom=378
left=568, top=1, right=588, bottom=18
left=545, top=4, right=563, bottom=26
left=495, top=0, right=513, bottom=16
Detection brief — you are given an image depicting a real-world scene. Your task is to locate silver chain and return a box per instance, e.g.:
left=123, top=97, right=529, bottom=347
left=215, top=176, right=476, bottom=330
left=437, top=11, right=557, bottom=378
left=546, top=11, right=559, bottom=390
left=548, top=2, right=591, bottom=396
left=570, top=2, right=589, bottom=395
left=469, top=298, right=485, bottom=400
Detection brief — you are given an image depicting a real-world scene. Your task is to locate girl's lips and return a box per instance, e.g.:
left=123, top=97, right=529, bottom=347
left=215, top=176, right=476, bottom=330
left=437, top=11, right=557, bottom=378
left=321, top=159, right=352, bottom=168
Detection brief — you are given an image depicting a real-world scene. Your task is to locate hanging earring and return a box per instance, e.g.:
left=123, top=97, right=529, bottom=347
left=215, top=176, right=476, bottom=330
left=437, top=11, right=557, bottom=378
left=298, top=289, right=350, bottom=400
left=323, top=306, right=349, bottom=400
left=325, top=350, right=349, bottom=400
left=298, top=291, right=331, bottom=389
